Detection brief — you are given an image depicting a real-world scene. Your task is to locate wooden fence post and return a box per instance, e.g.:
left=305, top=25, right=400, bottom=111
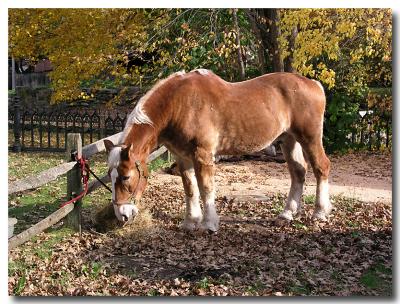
left=64, top=133, right=83, bottom=233
left=167, top=150, right=174, bottom=163
left=161, top=148, right=172, bottom=163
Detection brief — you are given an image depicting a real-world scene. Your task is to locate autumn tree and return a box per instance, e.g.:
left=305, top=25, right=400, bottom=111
left=9, top=8, right=391, bottom=125
left=279, top=9, right=392, bottom=92
left=9, top=9, right=260, bottom=103
left=9, top=9, right=160, bottom=102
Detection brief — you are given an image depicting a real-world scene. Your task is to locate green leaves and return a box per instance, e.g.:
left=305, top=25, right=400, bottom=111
left=13, top=274, right=26, bottom=295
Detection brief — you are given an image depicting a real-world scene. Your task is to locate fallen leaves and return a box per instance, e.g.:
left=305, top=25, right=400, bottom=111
left=8, top=186, right=392, bottom=296
left=8, top=151, right=392, bottom=296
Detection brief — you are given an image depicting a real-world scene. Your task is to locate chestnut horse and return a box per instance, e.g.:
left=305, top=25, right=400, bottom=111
left=103, top=69, right=331, bottom=232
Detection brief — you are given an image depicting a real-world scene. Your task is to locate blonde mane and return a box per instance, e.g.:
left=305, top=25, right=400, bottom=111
left=121, top=71, right=186, bottom=141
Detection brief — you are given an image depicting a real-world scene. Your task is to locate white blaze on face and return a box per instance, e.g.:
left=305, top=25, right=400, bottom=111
left=108, top=146, right=139, bottom=222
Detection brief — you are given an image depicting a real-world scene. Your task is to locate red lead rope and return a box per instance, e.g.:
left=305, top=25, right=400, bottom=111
left=60, top=155, right=90, bottom=208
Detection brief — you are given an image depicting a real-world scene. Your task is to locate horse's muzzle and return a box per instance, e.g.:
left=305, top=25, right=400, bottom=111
left=113, top=202, right=139, bottom=222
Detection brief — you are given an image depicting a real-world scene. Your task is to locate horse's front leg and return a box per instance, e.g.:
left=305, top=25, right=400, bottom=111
left=193, top=147, right=219, bottom=232
left=177, top=159, right=203, bottom=230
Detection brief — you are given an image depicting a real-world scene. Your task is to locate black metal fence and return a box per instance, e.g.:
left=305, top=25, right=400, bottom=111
left=9, top=96, right=132, bottom=152
left=351, top=111, right=392, bottom=151
left=8, top=96, right=392, bottom=153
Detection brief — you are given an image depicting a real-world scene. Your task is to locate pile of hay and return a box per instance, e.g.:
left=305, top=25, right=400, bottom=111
left=94, top=202, right=156, bottom=236
left=94, top=203, right=123, bottom=232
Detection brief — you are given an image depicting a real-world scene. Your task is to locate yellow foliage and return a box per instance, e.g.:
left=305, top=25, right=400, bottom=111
left=279, top=8, right=392, bottom=92
left=8, top=8, right=392, bottom=103
left=9, top=9, right=151, bottom=103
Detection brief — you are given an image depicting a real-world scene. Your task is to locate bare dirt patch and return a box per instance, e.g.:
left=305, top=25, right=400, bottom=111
left=154, top=151, right=392, bottom=204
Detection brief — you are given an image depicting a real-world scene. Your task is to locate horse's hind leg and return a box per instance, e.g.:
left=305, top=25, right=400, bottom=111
left=278, top=134, right=307, bottom=221
left=192, top=147, right=219, bottom=232
left=301, top=137, right=332, bottom=221
left=177, top=158, right=203, bottom=230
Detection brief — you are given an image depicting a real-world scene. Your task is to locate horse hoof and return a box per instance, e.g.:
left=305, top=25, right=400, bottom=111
left=200, top=221, right=219, bottom=233
left=181, top=221, right=197, bottom=231
left=311, top=211, right=328, bottom=222
left=274, top=217, right=291, bottom=227
left=275, top=211, right=293, bottom=226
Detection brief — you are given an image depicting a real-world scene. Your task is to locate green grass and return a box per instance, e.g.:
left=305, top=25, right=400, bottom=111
left=197, top=277, right=210, bottom=290
left=8, top=150, right=171, bottom=279
left=8, top=260, right=28, bottom=277
left=360, top=262, right=392, bottom=295
left=33, top=227, right=74, bottom=260
left=81, top=262, right=103, bottom=279
left=8, top=152, right=65, bottom=182
left=147, top=288, right=161, bottom=296
left=13, top=274, right=27, bottom=296
left=303, top=194, right=315, bottom=205
left=8, top=226, right=75, bottom=289
left=292, top=221, right=308, bottom=231
left=50, top=270, right=71, bottom=287
left=8, top=152, right=70, bottom=233
left=8, top=151, right=171, bottom=229
left=287, top=284, right=311, bottom=295
left=270, top=193, right=285, bottom=215
left=246, top=280, right=265, bottom=295
left=148, top=156, right=174, bottom=172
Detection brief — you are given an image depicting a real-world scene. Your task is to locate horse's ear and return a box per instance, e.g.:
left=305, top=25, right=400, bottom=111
left=120, top=144, right=131, bottom=161
left=103, top=139, right=115, bottom=153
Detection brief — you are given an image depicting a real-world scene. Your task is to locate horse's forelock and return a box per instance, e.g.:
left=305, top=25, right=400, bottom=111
left=108, top=146, right=122, bottom=169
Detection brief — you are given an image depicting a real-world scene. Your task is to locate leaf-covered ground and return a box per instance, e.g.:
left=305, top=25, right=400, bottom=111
left=8, top=151, right=392, bottom=296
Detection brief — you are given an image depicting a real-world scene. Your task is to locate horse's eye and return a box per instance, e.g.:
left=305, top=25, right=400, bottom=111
left=121, top=175, right=130, bottom=181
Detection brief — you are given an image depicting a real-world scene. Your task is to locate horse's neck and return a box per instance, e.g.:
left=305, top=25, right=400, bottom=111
left=123, top=124, right=158, bottom=161
left=123, top=81, right=176, bottom=158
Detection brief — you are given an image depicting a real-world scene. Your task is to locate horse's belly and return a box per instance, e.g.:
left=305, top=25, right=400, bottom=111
left=216, top=107, right=287, bottom=155
left=216, top=136, right=274, bottom=155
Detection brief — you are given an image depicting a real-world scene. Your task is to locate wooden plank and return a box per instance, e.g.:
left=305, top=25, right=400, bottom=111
left=147, top=146, right=168, bottom=162
left=8, top=161, right=76, bottom=195
left=82, top=132, right=123, bottom=159
left=65, top=134, right=82, bottom=233
left=8, top=204, right=74, bottom=250
left=224, top=194, right=271, bottom=203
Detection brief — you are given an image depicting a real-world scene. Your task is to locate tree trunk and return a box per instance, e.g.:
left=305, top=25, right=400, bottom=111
left=284, top=25, right=298, bottom=73
left=233, top=9, right=246, bottom=80
left=265, top=9, right=284, bottom=72
left=252, top=9, right=284, bottom=73
left=245, top=9, right=266, bottom=74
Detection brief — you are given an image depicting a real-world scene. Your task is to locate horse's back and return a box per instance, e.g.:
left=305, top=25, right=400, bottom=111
left=164, top=70, right=326, bottom=156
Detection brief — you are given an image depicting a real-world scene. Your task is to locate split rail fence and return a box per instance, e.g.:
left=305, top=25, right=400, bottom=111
left=8, top=132, right=168, bottom=250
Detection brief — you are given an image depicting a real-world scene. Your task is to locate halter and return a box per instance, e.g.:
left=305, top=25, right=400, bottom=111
left=112, top=160, right=148, bottom=206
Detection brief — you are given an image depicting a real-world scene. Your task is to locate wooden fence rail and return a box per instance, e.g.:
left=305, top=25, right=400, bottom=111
left=8, top=132, right=170, bottom=250
left=8, top=132, right=124, bottom=196
left=9, top=204, right=74, bottom=250
left=8, top=161, right=76, bottom=195
left=82, top=131, right=123, bottom=159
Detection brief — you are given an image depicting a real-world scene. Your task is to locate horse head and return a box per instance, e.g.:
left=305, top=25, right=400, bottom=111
left=104, top=139, right=149, bottom=222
